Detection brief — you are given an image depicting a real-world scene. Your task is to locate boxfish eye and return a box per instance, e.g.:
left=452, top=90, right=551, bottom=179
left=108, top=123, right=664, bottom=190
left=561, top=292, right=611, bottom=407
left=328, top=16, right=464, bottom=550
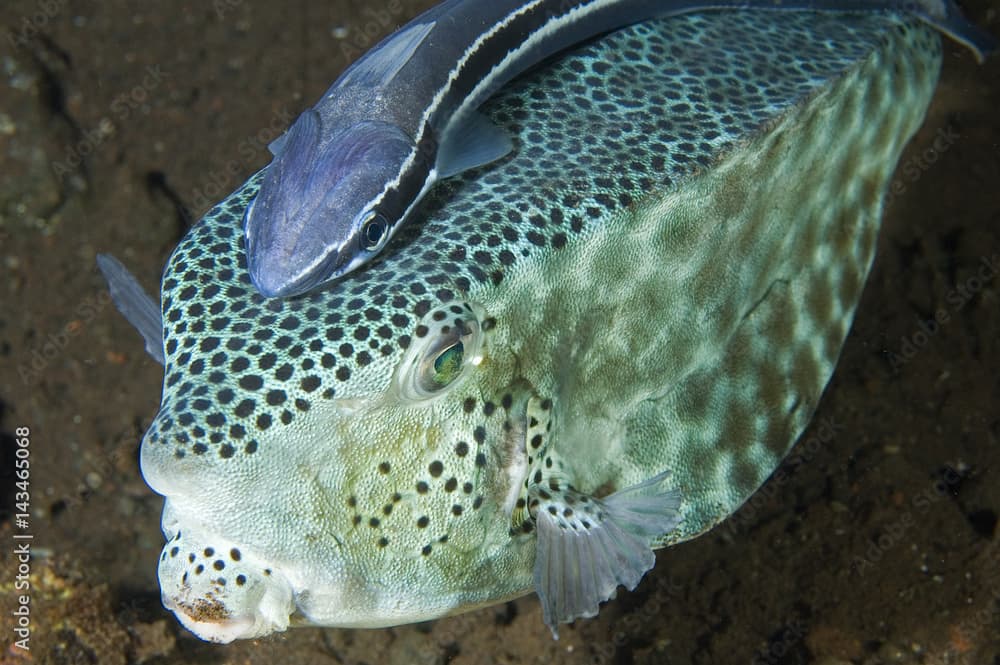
left=360, top=211, right=389, bottom=251
left=393, top=301, right=486, bottom=403
left=422, top=340, right=465, bottom=392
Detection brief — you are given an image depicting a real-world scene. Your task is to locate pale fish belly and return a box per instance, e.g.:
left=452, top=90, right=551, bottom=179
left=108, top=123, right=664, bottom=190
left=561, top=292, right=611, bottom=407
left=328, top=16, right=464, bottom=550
left=136, top=11, right=950, bottom=643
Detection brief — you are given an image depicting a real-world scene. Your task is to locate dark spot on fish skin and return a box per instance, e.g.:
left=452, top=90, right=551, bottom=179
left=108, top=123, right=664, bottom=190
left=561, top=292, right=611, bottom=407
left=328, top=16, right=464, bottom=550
left=417, top=516, right=429, bottom=528
left=377, top=537, right=389, bottom=548
left=378, top=461, right=391, bottom=474
left=429, top=461, right=444, bottom=477
left=369, top=517, right=380, bottom=528
left=422, top=545, right=432, bottom=556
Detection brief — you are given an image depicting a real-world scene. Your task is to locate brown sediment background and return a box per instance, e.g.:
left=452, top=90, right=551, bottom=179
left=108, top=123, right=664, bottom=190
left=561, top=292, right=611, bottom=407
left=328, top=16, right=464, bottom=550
left=0, top=1, right=997, bottom=663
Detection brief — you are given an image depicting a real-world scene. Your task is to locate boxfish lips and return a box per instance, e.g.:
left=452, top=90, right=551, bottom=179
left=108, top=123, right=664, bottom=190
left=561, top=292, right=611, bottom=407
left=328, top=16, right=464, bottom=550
left=155, top=527, right=295, bottom=643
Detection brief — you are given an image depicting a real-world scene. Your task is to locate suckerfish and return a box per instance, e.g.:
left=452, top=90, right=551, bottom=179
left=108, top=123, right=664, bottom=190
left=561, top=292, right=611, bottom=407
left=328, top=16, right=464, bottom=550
left=102, top=7, right=992, bottom=644
left=242, top=0, right=994, bottom=298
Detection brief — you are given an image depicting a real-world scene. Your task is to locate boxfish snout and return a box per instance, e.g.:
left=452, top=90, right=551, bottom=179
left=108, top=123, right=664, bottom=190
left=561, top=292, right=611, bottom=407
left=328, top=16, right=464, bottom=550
left=156, top=525, right=295, bottom=644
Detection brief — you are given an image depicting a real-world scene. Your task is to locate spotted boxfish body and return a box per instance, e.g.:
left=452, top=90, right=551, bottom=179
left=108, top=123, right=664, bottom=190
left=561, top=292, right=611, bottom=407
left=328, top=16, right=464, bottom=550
left=142, top=11, right=943, bottom=642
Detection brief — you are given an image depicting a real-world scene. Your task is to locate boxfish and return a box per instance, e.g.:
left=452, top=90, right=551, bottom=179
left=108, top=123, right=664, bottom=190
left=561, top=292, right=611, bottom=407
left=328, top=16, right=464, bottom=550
left=100, top=7, right=992, bottom=643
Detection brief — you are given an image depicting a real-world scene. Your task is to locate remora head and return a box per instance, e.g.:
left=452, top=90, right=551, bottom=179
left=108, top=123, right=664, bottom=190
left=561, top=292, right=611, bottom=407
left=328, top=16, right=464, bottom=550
left=244, top=112, right=413, bottom=297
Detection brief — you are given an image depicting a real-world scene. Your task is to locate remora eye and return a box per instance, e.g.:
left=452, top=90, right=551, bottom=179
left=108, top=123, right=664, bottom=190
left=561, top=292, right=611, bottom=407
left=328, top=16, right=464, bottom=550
left=360, top=211, right=389, bottom=251
left=395, top=301, right=485, bottom=402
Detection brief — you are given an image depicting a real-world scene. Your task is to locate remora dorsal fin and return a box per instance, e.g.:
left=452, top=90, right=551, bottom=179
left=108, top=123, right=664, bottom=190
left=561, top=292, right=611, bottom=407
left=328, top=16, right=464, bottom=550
left=340, top=21, right=435, bottom=88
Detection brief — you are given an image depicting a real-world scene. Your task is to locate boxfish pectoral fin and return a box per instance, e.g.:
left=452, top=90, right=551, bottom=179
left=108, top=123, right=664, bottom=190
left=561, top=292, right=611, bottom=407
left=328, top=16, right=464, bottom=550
left=530, top=469, right=683, bottom=638
left=96, top=253, right=165, bottom=366
left=435, top=110, right=515, bottom=179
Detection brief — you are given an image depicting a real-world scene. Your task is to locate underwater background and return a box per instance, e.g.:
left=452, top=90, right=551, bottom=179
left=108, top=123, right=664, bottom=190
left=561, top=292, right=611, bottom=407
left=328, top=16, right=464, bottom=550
left=0, top=1, right=997, bottom=663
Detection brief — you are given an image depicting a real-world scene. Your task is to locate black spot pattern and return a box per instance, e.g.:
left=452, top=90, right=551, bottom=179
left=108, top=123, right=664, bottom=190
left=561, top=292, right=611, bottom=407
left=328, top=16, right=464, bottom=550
left=144, top=12, right=897, bottom=468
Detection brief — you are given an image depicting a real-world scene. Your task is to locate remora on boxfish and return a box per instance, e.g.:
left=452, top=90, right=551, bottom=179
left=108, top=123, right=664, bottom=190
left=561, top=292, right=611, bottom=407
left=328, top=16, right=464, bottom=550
left=242, top=0, right=995, bottom=298
left=100, top=8, right=994, bottom=644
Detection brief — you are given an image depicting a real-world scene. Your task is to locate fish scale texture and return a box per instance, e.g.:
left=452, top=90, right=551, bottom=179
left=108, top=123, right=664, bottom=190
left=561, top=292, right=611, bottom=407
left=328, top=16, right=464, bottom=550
left=142, top=10, right=941, bottom=638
